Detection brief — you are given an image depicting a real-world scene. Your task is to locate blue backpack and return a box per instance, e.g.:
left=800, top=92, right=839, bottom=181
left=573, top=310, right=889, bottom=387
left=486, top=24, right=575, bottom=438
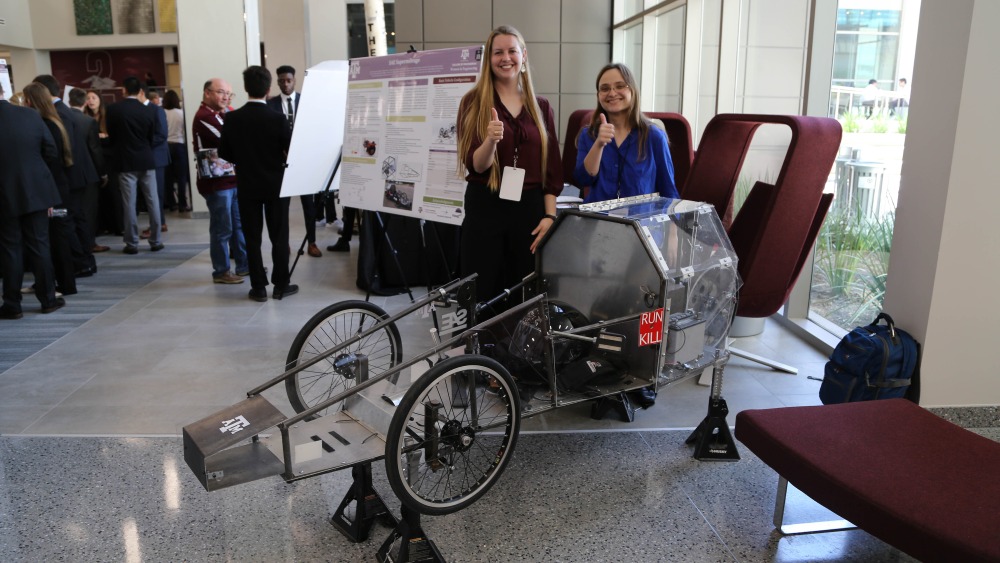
left=820, top=313, right=919, bottom=404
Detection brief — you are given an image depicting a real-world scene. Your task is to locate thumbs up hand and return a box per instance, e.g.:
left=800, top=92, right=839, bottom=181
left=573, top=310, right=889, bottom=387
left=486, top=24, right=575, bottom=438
left=596, top=112, right=615, bottom=147
left=488, top=107, right=504, bottom=144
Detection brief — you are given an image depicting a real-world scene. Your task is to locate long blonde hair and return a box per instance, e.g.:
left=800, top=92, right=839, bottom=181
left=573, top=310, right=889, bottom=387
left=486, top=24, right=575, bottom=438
left=457, top=25, right=549, bottom=191
left=23, top=82, right=74, bottom=167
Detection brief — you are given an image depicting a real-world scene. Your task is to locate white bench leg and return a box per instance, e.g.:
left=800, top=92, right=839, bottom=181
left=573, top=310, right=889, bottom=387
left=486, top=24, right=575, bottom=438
left=773, top=476, right=856, bottom=535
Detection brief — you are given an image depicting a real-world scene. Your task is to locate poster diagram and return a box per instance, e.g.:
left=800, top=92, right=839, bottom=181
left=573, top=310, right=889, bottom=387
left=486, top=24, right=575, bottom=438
left=338, top=46, right=482, bottom=226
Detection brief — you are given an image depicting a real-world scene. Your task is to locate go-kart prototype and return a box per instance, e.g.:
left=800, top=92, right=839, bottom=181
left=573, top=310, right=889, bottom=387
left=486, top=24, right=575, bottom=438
left=182, top=194, right=741, bottom=560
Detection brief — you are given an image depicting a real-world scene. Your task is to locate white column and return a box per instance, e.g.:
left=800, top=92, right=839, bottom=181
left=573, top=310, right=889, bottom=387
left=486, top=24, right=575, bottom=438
left=175, top=0, right=254, bottom=213
left=882, top=0, right=1000, bottom=406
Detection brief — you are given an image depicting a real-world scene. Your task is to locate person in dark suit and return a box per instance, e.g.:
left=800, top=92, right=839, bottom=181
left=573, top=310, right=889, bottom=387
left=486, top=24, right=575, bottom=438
left=67, top=88, right=108, bottom=254
left=105, top=75, right=164, bottom=253
left=0, top=90, right=66, bottom=318
left=33, top=75, right=97, bottom=276
left=140, top=86, right=171, bottom=238
left=22, top=82, right=78, bottom=296
left=266, top=64, right=324, bottom=259
left=220, top=66, right=296, bottom=302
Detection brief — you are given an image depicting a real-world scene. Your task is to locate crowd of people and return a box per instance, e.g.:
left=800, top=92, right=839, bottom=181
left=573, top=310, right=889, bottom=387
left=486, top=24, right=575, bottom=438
left=0, top=65, right=358, bottom=318
left=4, top=24, right=684, bottom=319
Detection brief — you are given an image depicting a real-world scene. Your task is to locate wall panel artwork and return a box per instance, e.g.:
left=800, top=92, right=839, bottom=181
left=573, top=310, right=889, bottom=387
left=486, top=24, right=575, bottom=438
left=117, top=0, right=156, bottom=34
left=159, top=0, right=177, bottom=33
left=74, top=0, right=114, bottom=35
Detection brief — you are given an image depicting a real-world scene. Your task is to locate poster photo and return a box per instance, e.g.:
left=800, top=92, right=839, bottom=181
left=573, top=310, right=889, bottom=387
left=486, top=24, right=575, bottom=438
left=338, top=46, right=482, bottom=226
left=196, top=149, right=235, bottom=179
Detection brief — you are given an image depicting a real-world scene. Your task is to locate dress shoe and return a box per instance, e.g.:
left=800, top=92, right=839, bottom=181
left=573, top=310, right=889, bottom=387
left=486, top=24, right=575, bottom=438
left=213, top=273, right=244, bottom=284
left=307, top=243, right=322, bottom=258
left=150, top=242, right=165, bottom=252
left=140, top=229, right=151, bottom=239
left=41, top=297, right=66, bottom=314
left=161, top=224, right=168, bottom=232
left=123, top=245, right=139, bottom=255
left=248, top=287, right=268, bottom=302
left=272, top=284, right=299, bottom=300
left=0, top=306, right=23, bottom=320
left=327, top=238, right=350, bottom=252
left=75, top=267, right=95, bottom=278
left=179, top=206, right=192, bottom=212
left=92, top=245, right=110, bottom=253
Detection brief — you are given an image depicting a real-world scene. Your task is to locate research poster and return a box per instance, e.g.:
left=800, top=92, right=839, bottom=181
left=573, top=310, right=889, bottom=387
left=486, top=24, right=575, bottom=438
left=338, top=46, right=482, bottom=226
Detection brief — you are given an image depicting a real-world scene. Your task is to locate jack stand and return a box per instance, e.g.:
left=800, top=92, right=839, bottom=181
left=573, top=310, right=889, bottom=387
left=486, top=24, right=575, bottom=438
left=686, top=396, right=740, bottom=460
left=590, top=391, right=636, bottom=422
left=686, top=356, right=739, bottom=460
left=331, top=463, right=398, bottom=542
left=376, top=505, right=446, bottom=563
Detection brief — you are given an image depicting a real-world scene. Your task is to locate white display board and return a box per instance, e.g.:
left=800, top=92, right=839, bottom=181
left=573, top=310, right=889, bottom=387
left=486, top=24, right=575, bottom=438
left=338, top=46, right=482, bottom=226
left=0, top=59, right=12, bottom=100
left=280, top=60, right=349, bottom=198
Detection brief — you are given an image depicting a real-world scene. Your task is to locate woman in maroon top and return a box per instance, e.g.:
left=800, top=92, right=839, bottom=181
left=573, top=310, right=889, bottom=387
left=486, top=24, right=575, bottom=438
left=456, top=25, right=562, bottom=310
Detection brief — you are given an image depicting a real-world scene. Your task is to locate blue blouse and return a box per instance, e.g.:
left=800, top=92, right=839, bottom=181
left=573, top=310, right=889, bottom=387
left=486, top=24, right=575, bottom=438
left=574, top=123, right=678, bottom=203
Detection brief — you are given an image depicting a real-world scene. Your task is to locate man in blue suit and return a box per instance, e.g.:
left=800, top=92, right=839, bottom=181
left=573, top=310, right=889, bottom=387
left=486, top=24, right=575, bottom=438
left=140, top=87, right=171, bottom=239
left=105, top=75, right=164, bottom=253
left=0, top=89, right=66, bottom=318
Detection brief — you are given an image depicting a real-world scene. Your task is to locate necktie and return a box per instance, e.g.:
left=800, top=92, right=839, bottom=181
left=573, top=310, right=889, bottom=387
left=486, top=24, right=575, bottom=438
left=286, top=96, right=294, bottom=125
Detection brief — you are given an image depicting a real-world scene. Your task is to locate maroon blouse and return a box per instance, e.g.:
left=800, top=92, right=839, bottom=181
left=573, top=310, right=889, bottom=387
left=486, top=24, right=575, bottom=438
left=459, top=92, right=563, bottom=195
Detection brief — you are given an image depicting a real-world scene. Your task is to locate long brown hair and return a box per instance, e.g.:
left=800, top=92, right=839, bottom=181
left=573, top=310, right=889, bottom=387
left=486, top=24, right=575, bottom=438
left=456, top=25, right=549, bottom=191
left=84, top=89, right=107, bottom=135
left=23, top=82, right=73, bottom=167
left=587, top=63, right=651, bottom=161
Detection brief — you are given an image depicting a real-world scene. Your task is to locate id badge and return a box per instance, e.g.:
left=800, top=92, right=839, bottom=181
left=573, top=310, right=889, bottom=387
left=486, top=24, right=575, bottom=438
left=499, top=166, right=525, bottom=201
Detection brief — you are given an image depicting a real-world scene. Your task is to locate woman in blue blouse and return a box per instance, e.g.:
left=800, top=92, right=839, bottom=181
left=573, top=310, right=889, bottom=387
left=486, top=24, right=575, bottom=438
left=574, top=63, right=678, bottom=203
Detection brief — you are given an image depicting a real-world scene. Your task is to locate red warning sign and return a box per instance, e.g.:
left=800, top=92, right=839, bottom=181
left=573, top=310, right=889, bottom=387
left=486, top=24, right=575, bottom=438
left=639, top=308, right=664, bottom=347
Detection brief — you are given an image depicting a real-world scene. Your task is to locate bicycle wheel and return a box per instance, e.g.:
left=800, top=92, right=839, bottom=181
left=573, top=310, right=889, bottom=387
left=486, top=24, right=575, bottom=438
left=385, top=355, right=520, bottom=515
left=285, top=300, right=402, bottom=417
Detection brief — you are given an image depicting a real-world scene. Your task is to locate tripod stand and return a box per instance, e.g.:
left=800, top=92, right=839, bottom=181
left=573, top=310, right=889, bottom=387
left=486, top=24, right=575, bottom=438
left=289, top=153, right=342, bottom=279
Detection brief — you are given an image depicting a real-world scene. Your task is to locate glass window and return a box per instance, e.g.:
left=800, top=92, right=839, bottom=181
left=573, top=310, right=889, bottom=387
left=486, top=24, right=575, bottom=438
left=618, top=22, right=644, bottom=85
left=652, top=6, right=684, bottom=112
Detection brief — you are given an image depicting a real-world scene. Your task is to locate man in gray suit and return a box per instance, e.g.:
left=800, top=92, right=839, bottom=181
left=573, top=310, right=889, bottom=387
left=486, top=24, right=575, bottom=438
left=0, top=89, right=66, bottom=318
left=105, top=75, right=164, bottom=253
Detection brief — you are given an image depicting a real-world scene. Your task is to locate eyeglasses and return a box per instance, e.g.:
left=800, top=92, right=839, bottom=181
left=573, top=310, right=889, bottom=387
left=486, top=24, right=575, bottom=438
left=212, top=90, right=233, bottom=98
left=598, top=83, right=630, bottom=95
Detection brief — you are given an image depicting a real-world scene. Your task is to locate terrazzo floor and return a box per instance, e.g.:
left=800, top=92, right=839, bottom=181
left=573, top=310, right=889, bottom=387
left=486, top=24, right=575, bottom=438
left=0, top=209, right=953, bottom=562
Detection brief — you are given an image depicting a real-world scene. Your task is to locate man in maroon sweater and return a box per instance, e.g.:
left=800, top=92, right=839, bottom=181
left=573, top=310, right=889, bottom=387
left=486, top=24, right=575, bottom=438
left=191, top=78, right=248, bottom=284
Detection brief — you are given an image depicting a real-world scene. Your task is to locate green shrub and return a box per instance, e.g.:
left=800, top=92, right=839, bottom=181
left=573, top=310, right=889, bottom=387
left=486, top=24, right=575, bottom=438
left=872, top=115, right=889, bottom=133
left=896, top=115, right=907, bottom=134
left=840, top=109, right=861, bottom=133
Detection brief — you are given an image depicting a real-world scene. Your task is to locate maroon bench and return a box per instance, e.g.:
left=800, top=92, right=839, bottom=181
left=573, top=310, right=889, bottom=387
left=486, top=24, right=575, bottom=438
left=735, top=399, right=1000, bottom=563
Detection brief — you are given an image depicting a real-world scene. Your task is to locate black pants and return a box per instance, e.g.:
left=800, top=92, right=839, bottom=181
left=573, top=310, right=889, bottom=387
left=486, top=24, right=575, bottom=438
left=164, top=142, right=190, bottom=210
left=49, top=215, right=77, bottom=294
left=67, top=185, right=97, bottom=269
left=299, top=195, right=317, bottom=244
left=460, top=182, right=543, bottom=306
left=0, top=210, right=58, bottom=312
left=238, top=195, right=290, bottom=290
left=317, top=192, right=337, bottom=223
